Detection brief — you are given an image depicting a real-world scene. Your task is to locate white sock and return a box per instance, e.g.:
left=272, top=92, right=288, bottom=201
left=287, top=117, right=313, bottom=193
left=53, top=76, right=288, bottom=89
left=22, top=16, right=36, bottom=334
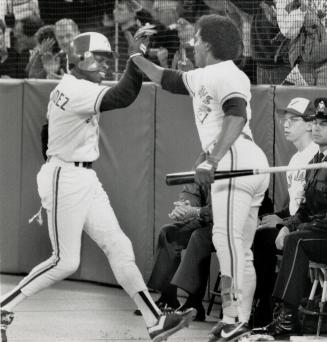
left=133, top=291, right=162, bottom=327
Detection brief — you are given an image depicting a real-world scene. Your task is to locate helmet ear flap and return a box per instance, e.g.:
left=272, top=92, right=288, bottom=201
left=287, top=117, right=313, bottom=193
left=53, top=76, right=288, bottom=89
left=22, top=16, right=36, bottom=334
left=78, top=51, right=100, bottom=72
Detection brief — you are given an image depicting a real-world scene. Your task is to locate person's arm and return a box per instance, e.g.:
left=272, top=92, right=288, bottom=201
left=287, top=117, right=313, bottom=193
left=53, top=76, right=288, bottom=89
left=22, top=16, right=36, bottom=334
left=209, top=98, right=247, bottom=164
left=100, top=59, right=143, bottom=112
left=131, top=54, right=189, bottom=94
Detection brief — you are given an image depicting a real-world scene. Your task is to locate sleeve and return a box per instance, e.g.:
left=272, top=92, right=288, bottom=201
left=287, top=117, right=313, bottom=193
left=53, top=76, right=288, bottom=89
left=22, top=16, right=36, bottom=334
left=182, top=68, right=199, bottom=97
left=27, top=52, right=46, bottom=78
left=66, top=80, right=108, bottom=116
left=161, top=69, right=189, bottom=95
left=179, top=183, right=202, bottom=207
left=280, top=200, right=310, bottom=232
left=274, top=206, right=291, bottom=219
left=100, top=59, right=143, bottom=112
left=214, top=71, right=249, bottom=107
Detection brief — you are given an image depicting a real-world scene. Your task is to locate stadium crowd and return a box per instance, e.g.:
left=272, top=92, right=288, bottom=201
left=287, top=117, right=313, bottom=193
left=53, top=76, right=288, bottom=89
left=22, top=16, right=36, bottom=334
left=0, top=0, right=326, bottom=84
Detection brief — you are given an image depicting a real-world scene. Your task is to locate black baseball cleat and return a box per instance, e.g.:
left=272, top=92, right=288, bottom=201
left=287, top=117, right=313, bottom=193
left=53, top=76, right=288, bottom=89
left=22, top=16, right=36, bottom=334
left=208, top=321, right=250, bottom=342
left=1, top=310, right=14, bottom=342
left=251, top=304, right=301, bottom=338
left=148, top=307, right=196, bottom=342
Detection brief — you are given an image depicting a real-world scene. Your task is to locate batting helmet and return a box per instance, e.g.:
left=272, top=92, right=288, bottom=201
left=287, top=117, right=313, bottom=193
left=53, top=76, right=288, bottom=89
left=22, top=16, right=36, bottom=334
left=68, top=32, right=115, bottom=71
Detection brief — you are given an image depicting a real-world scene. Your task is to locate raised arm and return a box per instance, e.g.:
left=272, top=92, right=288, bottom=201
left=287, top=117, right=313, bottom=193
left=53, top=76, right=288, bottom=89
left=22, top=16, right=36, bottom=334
left=132, top=55, right=189, bottom=95
left=100, top=59, right=143, bottom=112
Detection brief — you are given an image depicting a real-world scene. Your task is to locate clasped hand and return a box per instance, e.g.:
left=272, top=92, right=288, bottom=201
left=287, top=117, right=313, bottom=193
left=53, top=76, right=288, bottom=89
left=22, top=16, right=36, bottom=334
left=168, top=200, right=199, bottom=222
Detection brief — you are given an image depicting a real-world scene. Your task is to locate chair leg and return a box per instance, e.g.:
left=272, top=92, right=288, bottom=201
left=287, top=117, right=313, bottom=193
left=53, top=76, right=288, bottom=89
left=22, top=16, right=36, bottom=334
left=207, top=272, right=221, bottom=316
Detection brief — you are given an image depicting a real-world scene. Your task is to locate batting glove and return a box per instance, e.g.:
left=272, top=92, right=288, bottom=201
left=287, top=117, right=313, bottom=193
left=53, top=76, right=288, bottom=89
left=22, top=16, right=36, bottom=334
left=134, top=23, right=157, bottom=40
left=124, top=30, right=148, bottom=58
left=195, top=156, right=218, bottom=186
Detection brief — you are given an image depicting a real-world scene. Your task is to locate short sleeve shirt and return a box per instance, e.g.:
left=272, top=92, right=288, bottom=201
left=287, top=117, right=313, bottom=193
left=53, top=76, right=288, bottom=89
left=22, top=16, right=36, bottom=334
left=182, top=60, right=252, bottom=152
left=46, top=74, right=108, bottom=162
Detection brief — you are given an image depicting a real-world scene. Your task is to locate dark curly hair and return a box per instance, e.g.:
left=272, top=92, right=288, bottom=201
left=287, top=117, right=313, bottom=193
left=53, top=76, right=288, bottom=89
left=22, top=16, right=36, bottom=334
left=35, top=25, right=60, bottom=53
left=195, top=14, right=243, bottom=61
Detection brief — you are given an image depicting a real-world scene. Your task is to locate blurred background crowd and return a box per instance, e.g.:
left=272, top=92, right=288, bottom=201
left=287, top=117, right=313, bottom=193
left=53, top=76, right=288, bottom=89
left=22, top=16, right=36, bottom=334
left=0, top=0, right=327, bottom=85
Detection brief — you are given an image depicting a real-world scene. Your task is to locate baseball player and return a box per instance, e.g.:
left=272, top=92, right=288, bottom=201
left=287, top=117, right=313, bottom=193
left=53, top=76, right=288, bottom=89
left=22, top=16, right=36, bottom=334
left=128, top=14, right=270, bottom=342
left=0, top=32, right=195, bottom=342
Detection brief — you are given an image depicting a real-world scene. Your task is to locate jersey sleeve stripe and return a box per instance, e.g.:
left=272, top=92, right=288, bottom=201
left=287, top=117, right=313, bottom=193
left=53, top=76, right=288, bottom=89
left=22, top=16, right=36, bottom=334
left=221, top=92, right=247, bottom=105
left=182, top=72, right=194, bottom=97
left=94, top=87, right=109, bottom=114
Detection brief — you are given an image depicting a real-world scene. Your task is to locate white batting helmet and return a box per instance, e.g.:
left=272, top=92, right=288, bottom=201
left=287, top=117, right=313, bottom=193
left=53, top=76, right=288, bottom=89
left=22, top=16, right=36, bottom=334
left=68, top=32, right=115, bottom=71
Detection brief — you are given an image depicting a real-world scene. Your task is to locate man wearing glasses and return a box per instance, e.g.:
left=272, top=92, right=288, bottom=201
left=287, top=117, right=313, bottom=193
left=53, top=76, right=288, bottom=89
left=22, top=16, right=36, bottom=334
left=252, top=97, right=318, bottom=327
left=252, top=98, right=327, bottom=339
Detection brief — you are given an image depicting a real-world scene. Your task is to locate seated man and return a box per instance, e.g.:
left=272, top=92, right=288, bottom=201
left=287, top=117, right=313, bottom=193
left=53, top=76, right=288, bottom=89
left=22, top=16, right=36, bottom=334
left=252, top=97, right=318, bottom=326
left=135, top=152, right=212, bottom=321
left=252, top=98, right=327, bottom=339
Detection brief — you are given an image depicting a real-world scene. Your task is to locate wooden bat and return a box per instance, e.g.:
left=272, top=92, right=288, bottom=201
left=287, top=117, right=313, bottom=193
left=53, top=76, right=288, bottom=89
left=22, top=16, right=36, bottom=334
left=166, top=162, right=327, bottom=186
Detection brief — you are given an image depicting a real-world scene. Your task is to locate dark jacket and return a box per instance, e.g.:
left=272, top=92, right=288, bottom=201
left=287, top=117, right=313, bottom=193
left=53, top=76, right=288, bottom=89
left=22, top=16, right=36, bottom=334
left=230, top=0, right=290, bottom=68
left=281, top=152, right=327, bottom=233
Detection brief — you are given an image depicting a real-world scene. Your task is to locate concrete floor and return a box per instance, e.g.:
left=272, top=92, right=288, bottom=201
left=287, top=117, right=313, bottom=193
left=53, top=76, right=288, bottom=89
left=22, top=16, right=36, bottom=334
left=0, top=274, right=217, bottom=342
left=2, top=274, right=327, bottom=342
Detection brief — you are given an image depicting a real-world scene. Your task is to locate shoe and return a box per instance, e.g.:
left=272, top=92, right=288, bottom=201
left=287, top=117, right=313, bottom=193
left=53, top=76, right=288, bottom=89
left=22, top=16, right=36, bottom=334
left=1, top=310, right=14, bottom=342
left=208, top=320, right=228, bottom=342
left=208, top=321, right=250, bottom=342
left=178, top=301, right=205, bottom=321
left=134, top=298, right=180, bottom=316
left=148, top=307, right=196, bottom=342
left=251, top=304, right=301, bottom=338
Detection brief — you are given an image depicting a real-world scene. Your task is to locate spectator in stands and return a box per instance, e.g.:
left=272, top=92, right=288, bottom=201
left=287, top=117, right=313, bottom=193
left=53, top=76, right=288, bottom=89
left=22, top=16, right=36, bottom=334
left=28, top=25, right=63, bottom=79
left=171, top=18, right=195, bottom=71
left=13, top=14, right=43, bottom=78
left=276, top=0, right=327, bottom=86
left=54, top=18, right=79, bottom=74
left=253, top=97, right=327, bottom=339
left=147, top=0, right=180, bottom=67
left=229, top=0, right=291, bottom=85
left=252, top=97, right=318, bottom=327
left=108, top=0, right=142, bottom=78
left=0, top=19, right=20, bottom=78
left=202, top=0, right=257, bottom=83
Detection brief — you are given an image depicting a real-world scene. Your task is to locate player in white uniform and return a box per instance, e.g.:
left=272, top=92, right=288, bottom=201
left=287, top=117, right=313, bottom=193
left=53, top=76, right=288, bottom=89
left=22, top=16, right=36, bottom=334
left=129, top=14, right=270, bottom=341
left=252, top=97, right=318, bottom=326
left=0, top=32, right=196, bottom=342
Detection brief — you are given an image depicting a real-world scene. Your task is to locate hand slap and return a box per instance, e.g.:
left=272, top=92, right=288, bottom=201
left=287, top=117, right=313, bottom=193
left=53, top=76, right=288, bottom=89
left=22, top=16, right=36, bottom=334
left=134, top=24, right=157, bottom=40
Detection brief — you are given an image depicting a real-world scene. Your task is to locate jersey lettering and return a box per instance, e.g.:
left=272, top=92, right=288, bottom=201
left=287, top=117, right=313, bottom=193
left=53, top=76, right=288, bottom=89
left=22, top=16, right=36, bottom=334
left=51, top=90, right=70, bottom=111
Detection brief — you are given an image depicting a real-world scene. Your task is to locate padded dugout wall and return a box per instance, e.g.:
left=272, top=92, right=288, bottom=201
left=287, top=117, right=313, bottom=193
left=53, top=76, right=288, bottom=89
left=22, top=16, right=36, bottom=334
left=1, top=81, right=324, bottom=285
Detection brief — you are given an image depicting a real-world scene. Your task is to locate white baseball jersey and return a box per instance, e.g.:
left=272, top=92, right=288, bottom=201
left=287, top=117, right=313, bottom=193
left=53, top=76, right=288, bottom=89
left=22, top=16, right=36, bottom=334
left=46, top=74, right=109, bottom=162
left=287, top=141, right=318, bottom=215
left=182, top=60, right=252, bottom=152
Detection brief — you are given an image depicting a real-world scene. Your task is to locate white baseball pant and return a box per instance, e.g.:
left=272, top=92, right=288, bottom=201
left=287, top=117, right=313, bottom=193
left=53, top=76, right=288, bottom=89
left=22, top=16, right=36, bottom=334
left=211, top=136, right=270, bottom=321
left=14, top=157, right=147, bottom=298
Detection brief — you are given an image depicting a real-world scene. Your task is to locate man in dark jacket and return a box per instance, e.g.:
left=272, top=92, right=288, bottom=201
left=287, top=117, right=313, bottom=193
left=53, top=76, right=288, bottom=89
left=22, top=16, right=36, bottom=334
left=253, top=97, right=327, bottom=339
left=230, top=0, right=291, bottom=84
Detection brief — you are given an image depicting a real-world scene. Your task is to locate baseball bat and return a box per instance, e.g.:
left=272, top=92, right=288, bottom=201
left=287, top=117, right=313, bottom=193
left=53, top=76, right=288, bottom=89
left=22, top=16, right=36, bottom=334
left=166, top=162, right=327, bottom=185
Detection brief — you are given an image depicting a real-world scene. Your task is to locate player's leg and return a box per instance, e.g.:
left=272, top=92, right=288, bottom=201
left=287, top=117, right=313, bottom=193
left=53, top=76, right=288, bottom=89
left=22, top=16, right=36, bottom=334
left=238, top=208, right=259, bottom=324
left=208, top=139, right=269, bottom=341
left=84, top=177, right=196, bottom=341
left=1, top=165, right=91, bottom=339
